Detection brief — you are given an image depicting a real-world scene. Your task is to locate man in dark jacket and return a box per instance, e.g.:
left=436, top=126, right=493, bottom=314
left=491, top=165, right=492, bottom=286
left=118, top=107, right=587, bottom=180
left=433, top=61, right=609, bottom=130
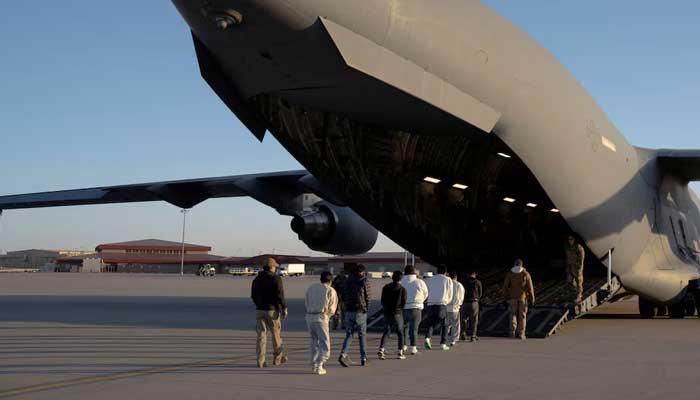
left=461, top=271, right=483, bottom=342
left=251, top=257, right=288, bottom=368
left=378, top=271, right=407, bottom=360
left=338, top=263, right=372, bottom=367
left=331, top=270, right=348, bottom=330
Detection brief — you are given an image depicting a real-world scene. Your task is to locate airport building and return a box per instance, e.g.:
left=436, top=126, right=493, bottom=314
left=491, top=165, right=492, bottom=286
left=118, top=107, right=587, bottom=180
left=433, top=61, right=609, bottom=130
left=56, top=239, right=225, bottom=273
left=327, top=252, right=436, bottom=275
left=223, top=252, right=436, bottom=276
left=0, top=249, right=95, bottom=271
left=220, top=254, right=304, bottom=275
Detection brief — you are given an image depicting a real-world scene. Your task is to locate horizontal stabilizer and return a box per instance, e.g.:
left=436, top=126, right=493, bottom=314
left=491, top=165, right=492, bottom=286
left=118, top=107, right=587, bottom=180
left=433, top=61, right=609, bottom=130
left=657, top=149, right=700, bottom=182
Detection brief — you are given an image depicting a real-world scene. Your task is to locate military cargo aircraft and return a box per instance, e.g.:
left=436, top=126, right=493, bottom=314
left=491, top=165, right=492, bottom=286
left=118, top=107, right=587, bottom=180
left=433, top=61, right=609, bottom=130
left=1, top=1, right=699, bottom=320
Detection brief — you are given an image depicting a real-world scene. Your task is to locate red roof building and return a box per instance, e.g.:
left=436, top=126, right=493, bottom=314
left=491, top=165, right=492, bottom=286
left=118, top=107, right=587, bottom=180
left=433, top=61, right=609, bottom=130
left=56, top=239, right=225, bottom=273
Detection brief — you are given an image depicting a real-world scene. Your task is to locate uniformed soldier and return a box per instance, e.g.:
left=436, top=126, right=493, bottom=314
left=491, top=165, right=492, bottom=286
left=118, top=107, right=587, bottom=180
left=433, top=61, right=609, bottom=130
left=565, top=235, right=585, bottom=303
left=503, top=259, right=535, bottom=340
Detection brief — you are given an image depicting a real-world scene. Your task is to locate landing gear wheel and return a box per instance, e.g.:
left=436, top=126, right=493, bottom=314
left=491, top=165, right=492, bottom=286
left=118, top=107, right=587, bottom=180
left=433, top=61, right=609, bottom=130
left=656, top=305, right=668, bottom=317
left=638, top=297, right=657, bottom=319
left=668, top=302, right=686, bottom=319
left=685, top=300, right=696, bottom=317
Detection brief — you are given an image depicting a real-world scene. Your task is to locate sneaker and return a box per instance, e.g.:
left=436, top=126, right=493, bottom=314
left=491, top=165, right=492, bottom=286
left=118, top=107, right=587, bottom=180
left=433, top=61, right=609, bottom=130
left=470, top=336, right=479, bottom=342
left=409, top=346, right=418, bottom=355
left=449, top=341, right=456, bottom=347
left=403, top=345, right=408, bottom=352
left=317, top=366, right=327, bottom=375
left=377, top=350, right=386, bottom=360
left=338, top=354, right=350, bottom=367
left=361, top=358, right=368, bottom=366
left=311, top=364, right=318, bottom=374
left=424, top=338, right=432, bottom=350
left=397, top=350, right=406, bottom=360
left=441, top=344, right=450, bottom=351
left=257, top=361, right=267, bottom=368
left=519, top=336, right=527, bottom=340
left=273, top=355, right=288, bottom=366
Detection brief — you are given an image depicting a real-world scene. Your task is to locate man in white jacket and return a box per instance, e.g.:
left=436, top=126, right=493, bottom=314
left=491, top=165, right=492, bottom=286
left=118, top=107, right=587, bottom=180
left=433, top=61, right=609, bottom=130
left=446, top=270, right=465, bottom=346
left=305, top=271, right=338, bottom=375
left=424, top=265, right=454, bottom=351
left=400, top=264, right=429, bottom=355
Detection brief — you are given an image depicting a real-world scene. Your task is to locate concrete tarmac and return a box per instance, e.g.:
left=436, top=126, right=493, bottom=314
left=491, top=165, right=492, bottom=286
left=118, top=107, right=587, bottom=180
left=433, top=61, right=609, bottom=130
left=0, top=273, right=698, bottom=400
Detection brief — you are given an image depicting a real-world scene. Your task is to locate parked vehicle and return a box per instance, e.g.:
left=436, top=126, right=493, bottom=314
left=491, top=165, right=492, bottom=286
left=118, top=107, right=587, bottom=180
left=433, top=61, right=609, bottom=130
left=227, top=266, right=257, bottom=276
left=197, top=264, right=216, bottom=277
left=278, top=263, right=305, bottom=277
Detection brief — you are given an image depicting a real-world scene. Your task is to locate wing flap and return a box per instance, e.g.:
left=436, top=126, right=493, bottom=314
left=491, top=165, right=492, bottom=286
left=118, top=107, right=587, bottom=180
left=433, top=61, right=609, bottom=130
left=657, top=149, right=700, bottom=182
left=0, top=170, right=309, bottom=211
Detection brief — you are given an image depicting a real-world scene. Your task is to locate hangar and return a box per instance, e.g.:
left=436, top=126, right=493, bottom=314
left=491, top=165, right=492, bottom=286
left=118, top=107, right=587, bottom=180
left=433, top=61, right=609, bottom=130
left=56, top=239, right=225, bottom=273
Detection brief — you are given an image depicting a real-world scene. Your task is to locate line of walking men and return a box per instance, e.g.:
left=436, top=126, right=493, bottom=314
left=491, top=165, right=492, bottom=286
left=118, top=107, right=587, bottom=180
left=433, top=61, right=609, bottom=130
left=253, top=258, right=530, bottom=375
left=251, top=237, right=586, bottom=374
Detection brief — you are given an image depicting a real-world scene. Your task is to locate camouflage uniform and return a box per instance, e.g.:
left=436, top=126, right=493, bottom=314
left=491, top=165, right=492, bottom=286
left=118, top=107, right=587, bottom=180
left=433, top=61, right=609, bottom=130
left=565, top=243, right=585, bottom=302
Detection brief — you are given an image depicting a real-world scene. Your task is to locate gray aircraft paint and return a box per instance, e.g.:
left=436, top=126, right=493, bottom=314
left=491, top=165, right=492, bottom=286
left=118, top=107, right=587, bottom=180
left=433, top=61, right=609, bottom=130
left=173, top=0, right=700, bottom=302
left=1, top=1, right=698, bottom=304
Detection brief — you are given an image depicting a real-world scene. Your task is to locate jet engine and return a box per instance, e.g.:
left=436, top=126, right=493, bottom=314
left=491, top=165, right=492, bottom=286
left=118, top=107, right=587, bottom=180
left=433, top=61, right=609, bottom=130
left=290, top=202, right=378, bottom=255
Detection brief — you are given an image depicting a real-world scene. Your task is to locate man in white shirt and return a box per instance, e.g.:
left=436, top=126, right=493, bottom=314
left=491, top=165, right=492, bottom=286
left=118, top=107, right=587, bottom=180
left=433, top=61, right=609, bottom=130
left=400, top=265, right=429, bottom=355
left=305, top=271, right=338, bottom=375
left=424, top=265, right=454, bottom=351
left=446, top=270, right=465, bottom=346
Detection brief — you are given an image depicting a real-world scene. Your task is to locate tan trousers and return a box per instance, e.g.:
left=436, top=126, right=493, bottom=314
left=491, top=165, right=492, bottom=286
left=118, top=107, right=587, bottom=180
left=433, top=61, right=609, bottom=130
left=509, top=300, right=528, bottom=339
left=567, top=266, right=584, bottom=301
left=256, top=310, right=284, bottom=366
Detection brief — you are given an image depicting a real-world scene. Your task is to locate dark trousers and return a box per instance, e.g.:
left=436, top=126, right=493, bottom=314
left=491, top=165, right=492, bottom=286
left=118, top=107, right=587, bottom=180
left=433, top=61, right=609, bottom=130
left=464, top=301, right=479, bottom=337
left=425, top=304, right=448, bottom=344
left=379, top=312, right=405, bottom=350
left=403, top=308, right=422, bottom=347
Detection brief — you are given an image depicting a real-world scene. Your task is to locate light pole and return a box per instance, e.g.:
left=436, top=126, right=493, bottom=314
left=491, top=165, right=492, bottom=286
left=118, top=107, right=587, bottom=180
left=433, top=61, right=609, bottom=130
left=180, top=208, right=189, bottom=276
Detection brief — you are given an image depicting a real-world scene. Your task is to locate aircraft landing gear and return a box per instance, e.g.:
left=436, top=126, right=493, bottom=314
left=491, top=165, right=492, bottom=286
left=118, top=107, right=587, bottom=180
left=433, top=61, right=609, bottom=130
left=668, top=302, right=686, bottom=319
left=638, top=297, right=657, bottom=319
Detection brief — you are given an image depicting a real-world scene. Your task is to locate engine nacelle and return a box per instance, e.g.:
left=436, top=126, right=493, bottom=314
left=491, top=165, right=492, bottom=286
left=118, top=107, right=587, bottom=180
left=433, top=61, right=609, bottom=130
left=290, top=202, right=378, bottom=255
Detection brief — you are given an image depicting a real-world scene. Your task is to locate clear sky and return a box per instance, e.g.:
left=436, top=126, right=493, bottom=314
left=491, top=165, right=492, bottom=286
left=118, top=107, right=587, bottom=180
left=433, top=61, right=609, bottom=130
left=0, top=1, right=698, bottom=256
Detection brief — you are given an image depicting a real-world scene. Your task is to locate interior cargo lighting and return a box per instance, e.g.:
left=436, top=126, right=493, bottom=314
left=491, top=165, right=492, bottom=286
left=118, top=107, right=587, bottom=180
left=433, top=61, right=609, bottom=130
left=526, top=203, right=537, bottom=208
left=503, top=197, right=516, bottom=203
left=497, top=152, right=512, bottom=159
left=423, top=177, right=441, bottom=184
left=452, top=183, right=468, bottom=190
left=550, top=208, right=560, bottom=213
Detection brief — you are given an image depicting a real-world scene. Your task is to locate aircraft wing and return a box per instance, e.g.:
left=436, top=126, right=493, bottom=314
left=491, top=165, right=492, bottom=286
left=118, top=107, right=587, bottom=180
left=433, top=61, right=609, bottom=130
left=657, top=150, right=700, bottom=182
left=0, top=170, right=321, bottom=212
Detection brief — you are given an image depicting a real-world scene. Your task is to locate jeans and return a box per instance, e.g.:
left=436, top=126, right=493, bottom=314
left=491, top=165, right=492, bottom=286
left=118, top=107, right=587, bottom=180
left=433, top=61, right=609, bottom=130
left=379, top=312, right=405, bottom=350
left=425, top=304, right=448, bottom=344
left=403, top=308, right=422, bottom=347
left=446, top=311, right=460, bottom=344
left=341, top=311, right=367, bottom=360
left=307, top=320, right=331, bottom=367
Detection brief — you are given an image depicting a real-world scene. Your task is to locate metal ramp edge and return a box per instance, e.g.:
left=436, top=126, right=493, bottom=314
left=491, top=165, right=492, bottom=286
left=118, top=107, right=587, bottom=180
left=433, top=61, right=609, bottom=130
left=365, top=277, right=621, bottom=338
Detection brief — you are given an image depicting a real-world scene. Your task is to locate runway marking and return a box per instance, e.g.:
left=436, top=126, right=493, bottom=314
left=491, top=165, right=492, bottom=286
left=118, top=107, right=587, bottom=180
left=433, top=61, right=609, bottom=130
left=0, top=348, right=306, bottom=399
